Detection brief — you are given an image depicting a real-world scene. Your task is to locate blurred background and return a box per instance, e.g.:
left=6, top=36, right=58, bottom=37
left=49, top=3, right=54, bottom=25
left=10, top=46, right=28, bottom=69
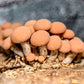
left=0, top=0, right=84, bottom=40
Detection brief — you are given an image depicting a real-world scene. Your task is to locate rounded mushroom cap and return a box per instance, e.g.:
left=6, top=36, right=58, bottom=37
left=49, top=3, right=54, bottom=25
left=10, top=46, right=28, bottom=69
left=59, top=40, right=70, bottom=53
left=1, top=22, right=12, bottom=29
left=30, top=30, right=50, bottom=46
left=50, top=22, right=66, bottom=34
left=28, top=25, right=35, bottom=34
left=0, top=39, right=3, bottom=46
left=26, top=53, right=35, bottom=62
left=62, top=29, right=75, bottom=39
left=34, top=19, right=51, bottom=31
left=38, top=56, right=45, bottom=63
left=1, top=37, right=13, bottom=50
left=47, top=35, right=62, bottom=50
left=25, top=20, right=36, bottom=26
left=70, top=37, right=84, bottom=53
left=11, top=22, right=23, bottom=29
left=11, top=26, right=31, bottom=43
left=2, top=28, right=13, bottom=38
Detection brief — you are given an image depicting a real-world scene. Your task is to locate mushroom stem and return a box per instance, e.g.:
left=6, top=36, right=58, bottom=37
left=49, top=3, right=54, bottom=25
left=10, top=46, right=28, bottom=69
left=21, top=42, right=31, bottom=56
left=39, top=45, right=48, bottom=58
left=47, top=50, right=58, bottom=62
left=62, top=52, right=77, bottom=65
left=58, top=52, right=66, bottom=62
left=10, top=45, right=24, bottom=57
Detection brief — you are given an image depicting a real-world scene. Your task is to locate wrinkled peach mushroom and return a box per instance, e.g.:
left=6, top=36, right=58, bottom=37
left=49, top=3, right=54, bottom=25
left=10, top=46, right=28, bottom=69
left=1, top=22, right=12, bottom=30
left=26, top=53, right=35, bottom=62
left=34, top=19, right=51, bottom=31
left=47, top=35, right=61, bottom=62
left=11, top=22, right=23, bottom=29
left=58, top=40, right=70, bottom=62
left=62, top=37, right=84, bottom=65
left=11, top=26, right=32, bottom=57
left=62, top=29, right=75, bottom=39
left=38, top=56, right=45, bottom=63
left=2, top=28, right=13, bottom=38
left=25, top=20, right=36, bottom=26
left=1, top=37, right=12, bottom=50
left=70, top=37, right=84, bottom=53
left=1, top=37, right=24, bottom=57
left=31, top=30, right=50, bottom=58
left=50, top=22, right=66, bottom=34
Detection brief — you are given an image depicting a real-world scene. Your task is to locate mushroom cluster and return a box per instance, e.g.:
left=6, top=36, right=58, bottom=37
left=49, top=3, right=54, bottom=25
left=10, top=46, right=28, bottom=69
left=0, top=19, right=84, bottom=66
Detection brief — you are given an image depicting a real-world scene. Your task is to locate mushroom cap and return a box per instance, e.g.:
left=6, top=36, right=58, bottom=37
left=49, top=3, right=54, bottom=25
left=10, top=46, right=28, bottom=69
left=1, top=37, right=13, bottom=50
left=47, top=35, right=62, bottom=50
left=25, top=20, right=36, bottom=26
left=59, top=40, right=70, bottom=53
left=70, top=37, right=84, bottom=53
left=30, top=30, right=50, bottom=46
left=62, top=29, right=75, bottom=39
left=2, top=28, right=13, bottom=38
left=34, top=19, right=51, bottom=31
left=50, top=22, right=66, bottom=34
left=38, top=56, right=45, bottom=63
left=11, top=22, right=23, bottom=29
left=26, top=53, right=35, bottom=62
left=11, top=26, right=31, bottom=43
left=28, top=25, right=35, bottom=34
left=0, top=39, right=3, bottom=46
left=1, top=22, right=12, bottom=29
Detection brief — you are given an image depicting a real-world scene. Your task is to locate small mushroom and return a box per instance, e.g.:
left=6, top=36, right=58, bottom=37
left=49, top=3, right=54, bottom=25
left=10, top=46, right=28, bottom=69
left=11, top=22, right=23, bottom=29
left=30, top=30, right=50, bottom=58
left=25, top=20, right=36, bottom=26
left=70, top=37, right=84, bottom=53
left=1, top=22, right=12, bottom=30
left=62, top=29, right=75, bottom=39
left=47, top=35, right=61, bottom=62
left=34, top=19, right=51, bottom=31
left=38, top=56, right=45, bottom=63
left=49, top=22, right=66, bottom=34
left=26, top=53, right=35, bottom=62
left=62, top=37, right=84, bottom=65
left=11, top=26, right=32, bottom=57
left=2, top=28, right=13, bottom=38
left=58, top=40, right=70, bottom=62
left=1, top=37, right=24, bottom=57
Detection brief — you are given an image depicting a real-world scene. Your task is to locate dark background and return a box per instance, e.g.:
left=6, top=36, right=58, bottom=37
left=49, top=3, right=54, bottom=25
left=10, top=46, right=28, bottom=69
left=0, top=0, right=84, bottom=40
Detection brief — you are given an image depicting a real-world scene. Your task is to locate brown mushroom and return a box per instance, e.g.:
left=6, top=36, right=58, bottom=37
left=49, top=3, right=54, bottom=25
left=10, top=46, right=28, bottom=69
left=62, top=29, right=75, bottom=39
left=11, top=26, right=32, bottom=57
left=58, top=40, right=70, bottom=62
left=46, top=35, right=62, bottom=62
left=25, top=20, right=36, bottom=26
left=49, top=22, right=66, bottom=34
left=34, top=19, right=51, bottom=31
left=1, top=22, right=12, bottom=30
left=1, top=37, right=24, bottom=57
left=62, top=37, right=84, bottom=65
left=28, top=25, right=35, bottom=34
left=30, top=30, right=50, bottom=58
left=26, top=53, right=35, bottom=62
left=38, top=56, right=45, bottom=63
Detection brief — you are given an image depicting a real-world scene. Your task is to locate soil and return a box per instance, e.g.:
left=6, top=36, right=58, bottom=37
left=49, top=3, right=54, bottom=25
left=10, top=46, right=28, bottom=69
left=0, top=53, right=84, bottom=84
